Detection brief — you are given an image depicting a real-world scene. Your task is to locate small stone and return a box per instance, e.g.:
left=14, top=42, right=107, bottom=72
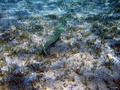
left=107, top=53, right=114, bottom=61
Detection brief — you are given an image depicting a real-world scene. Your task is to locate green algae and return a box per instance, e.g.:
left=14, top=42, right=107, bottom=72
left=0, top=57, right=6, bottom=68
left=16, top=31, right=30, bottom=41
left=45, top=14, right=59, bottom=20
left=91, top=21, right=118, bottom=40
left=86, top=39, right=102, bottom=57
left=0, top=41, right=6, bottom=46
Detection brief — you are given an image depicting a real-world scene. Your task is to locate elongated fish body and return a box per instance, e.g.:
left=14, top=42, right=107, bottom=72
left=42, top=27, right=64, bottom=55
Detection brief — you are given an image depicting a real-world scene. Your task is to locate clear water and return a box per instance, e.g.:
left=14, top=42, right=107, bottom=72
left=0, top=0, right=114, bottom=31
left=0, top=0, right=120, bottom=90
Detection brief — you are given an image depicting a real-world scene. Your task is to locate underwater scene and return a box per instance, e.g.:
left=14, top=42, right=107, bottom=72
left=0, top=0, right=120, bottom=90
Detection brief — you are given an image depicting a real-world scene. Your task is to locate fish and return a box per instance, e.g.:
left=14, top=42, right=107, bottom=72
left=42, top=26, right=64, bottom=55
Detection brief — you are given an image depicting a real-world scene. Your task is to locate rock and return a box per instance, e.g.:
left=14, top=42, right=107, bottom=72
left=107, top=53, right=114, bottom=61
left=110, top=40, right=120, bottom=48
left=0, top=29, right=19, bottom=42
left=110, top=40, right=120, bottom=55
left=0, top=85, right=9, bottom=90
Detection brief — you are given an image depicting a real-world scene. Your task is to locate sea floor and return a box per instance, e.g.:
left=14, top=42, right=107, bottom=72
left=0, top=0, right=120, bottom=90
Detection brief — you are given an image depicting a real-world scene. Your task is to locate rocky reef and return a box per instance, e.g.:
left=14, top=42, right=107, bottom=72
left=0, top=0, right=120, bottom=90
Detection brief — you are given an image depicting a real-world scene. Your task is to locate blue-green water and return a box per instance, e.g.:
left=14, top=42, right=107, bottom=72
left=0, top=0, right=120, bottom=90
left=0, top=0, right=116, bottom=31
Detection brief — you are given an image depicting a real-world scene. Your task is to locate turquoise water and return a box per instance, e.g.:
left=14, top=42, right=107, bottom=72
left=0, top=0, right=115, bottom=31
left=0, top=0, right=120, bottom=90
